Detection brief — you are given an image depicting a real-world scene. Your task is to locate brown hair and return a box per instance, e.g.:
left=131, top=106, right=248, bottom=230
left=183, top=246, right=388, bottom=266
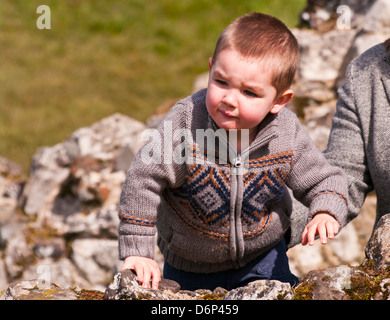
left=211, top=12, right=300, bottom=97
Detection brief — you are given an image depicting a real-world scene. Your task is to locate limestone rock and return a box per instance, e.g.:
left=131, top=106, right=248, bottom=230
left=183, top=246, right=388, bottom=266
left=21, top=257, right=91, bottom=290
left=223, top=280, right=293, bottom=300
left=70, top=238, right=121, bottom=290
left=104, top=269, right=196, bottom=300
left=0, top=113, right=146, bottom=292
left=0, top=280, right=79, bottom=300
left=296, top=266, right=356, bottom=300
left=19, top=113, right=145, bottom=220
left=3, top=231, right=34, bottom=280
left=103, top=270, right=295, bottom=301
left=296, top=262, right=390, bottom=300
left=0, top=157, right=25, bottom=250
left=364, top=214, right=390, bottom=270
left=293, top=29, right=356, bottom=87
left=0, top=157, right=23, bottom=216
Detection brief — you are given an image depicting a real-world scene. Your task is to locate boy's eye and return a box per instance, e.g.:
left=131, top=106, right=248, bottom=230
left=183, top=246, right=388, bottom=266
left=215, top=79, right=228, bottom=86
left=244, top=90, right=258, bottom=97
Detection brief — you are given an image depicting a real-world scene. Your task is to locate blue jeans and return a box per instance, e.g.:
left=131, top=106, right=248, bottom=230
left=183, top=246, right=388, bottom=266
left=163, top=239, right=299, bottom=291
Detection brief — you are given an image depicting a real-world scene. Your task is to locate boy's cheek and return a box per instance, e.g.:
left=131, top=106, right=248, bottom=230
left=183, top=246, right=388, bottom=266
left=206, top=90, right=219, bottom=112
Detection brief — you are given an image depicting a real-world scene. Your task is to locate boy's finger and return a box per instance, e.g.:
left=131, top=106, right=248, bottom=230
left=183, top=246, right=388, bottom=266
left=134, top=262, right=145, bottom=283
left=301, top=226, right=309, bottom=245
left=326, top=221, right=334, bottom=239
left=151, top=267, right=161, bottom=290
left=307, top=224, right=317, bottom=246
left=318, top=222, right=327, bottom=244
left=333, top=221, right=340, bottom=235
left=142, top=266, right=152, bottom=288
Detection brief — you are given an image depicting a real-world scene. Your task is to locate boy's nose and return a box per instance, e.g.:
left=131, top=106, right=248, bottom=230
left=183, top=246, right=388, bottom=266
left=222, top=89, right=238, bottom=108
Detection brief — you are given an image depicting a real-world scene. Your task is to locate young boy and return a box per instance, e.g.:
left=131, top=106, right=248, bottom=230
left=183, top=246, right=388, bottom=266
left=118, top=12, right=348, bottom=291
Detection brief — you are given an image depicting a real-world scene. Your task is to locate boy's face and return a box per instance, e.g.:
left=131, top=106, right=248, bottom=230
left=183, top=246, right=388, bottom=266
left=206, top=49, right=293, bottom=135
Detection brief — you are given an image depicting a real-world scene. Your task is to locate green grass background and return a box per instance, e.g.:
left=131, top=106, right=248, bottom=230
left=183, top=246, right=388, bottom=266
left=0, top=0, right=305, bottom=172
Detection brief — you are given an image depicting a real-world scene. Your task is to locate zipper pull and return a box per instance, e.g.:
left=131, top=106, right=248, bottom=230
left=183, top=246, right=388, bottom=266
left=234, top=155, right=242, bottom=168
left=231, top=154, right=245, bottom=175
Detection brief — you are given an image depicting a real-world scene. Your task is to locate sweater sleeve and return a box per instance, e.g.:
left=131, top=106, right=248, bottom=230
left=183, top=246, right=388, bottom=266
left=286, top=116, right=349, bottom=228
left=323, top=62, right=373, bottom=223
left=117, top=103, right=188, bottom=260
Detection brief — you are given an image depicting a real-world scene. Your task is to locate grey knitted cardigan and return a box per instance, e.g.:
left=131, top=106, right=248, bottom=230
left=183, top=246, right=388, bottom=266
left=118, top=89, right=348, bottom=273
left=289, top=42, right=390, bottom=247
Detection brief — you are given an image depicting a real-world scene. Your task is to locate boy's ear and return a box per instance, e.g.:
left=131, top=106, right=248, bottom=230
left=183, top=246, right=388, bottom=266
left=208, top=57, right=213, bottom=70
left=270, top=89, right=294, bottom=114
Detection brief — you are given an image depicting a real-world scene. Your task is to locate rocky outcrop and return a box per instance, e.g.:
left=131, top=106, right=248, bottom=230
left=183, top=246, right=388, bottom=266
left=0, top=280, right=81, bottom=300
left=293, top=214, right=390, bottom=300
left=364, top=214, right=390, bottom=270
left=2, top=213, right=390, bottom=300
left=0, top=114, right=146, bottom=291
left=1, top=0, right=389, bottom=299
left=103, top=213, right=390, bottom=301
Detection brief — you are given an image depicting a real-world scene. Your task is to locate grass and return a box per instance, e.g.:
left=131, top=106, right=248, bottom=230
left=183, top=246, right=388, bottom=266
left=0, top=0, right=306, bottom=172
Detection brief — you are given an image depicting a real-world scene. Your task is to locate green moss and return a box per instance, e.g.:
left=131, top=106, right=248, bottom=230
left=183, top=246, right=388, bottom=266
left=293, top=281, right=316, bottom=300
left=133, top=292, right=153, bottom=300
left=343, top=260, right=390, bottom=300
left=276, top=290, right=291, bottom=300
left=198, top=292, right=226, bottom=300
left=343, top=276, right=380, bottom=300
left=75, top=289, right=105, bottom=300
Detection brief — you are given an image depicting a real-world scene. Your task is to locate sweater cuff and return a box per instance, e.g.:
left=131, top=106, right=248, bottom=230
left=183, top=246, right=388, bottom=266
left=118, top=234, right=156, bottom=260
left=309, top=191, right=348, bottom=227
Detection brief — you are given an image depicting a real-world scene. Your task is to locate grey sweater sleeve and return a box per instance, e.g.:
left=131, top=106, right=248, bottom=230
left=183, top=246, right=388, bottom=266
left=287, top=116, right=348, bottom=227
left=323, top=62, right=373, bottom=223
left=286, top=116, right=349, bottom=248
left=117, top=103, right=188, bottom=260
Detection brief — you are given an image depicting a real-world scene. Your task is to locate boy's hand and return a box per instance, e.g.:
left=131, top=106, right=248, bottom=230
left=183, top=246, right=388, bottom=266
left=121, top=256, right=161, bottom=290
left=301, top=212, right=340, bottom=246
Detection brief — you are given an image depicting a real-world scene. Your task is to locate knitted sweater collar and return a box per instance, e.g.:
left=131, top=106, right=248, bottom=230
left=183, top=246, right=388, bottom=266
left=206, top=103, right=280, bottom=152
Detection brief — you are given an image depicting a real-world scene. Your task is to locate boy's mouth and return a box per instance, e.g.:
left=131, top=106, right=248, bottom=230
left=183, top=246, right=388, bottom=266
left=220, top=109, right=237, bottom=119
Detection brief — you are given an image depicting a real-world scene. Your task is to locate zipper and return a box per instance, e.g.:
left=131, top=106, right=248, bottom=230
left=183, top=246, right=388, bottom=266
left=227, top=131, right=278, bottom=265
left=240, top=132, right=278, bottom=160
left=214, top=130, right=278, bottom=166
left=228, top=131, right=278, bottom=173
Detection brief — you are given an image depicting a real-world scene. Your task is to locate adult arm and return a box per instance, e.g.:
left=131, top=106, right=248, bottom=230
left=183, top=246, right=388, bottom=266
left=323, top=62, right=374, bottom=224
